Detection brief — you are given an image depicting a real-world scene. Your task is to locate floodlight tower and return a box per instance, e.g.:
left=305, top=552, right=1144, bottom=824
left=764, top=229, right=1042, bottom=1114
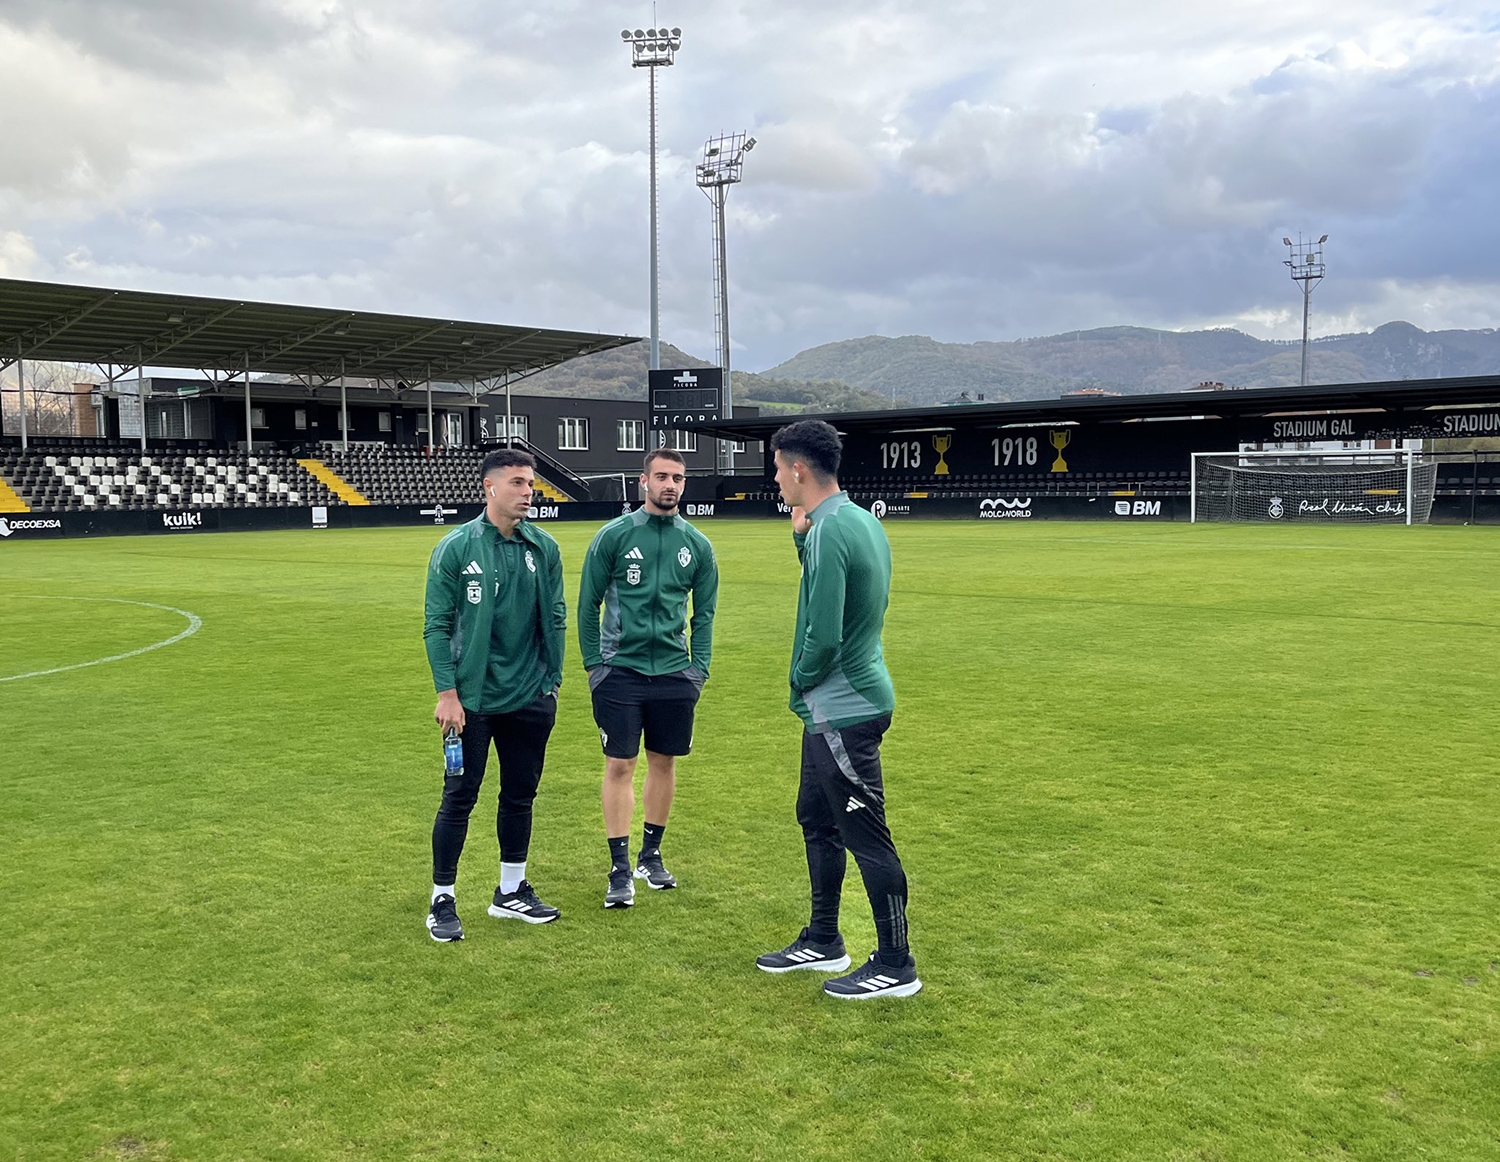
left=621, top=24, right=683, bottom=372
left=1283, top=233, right=1328, bottom=386
left=696, top=132, right=755, bottom=473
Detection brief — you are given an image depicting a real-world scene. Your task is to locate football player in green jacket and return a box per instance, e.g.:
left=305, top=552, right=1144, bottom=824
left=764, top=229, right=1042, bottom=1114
left=578, top=448, right=719, bottom=909
left=421, top=448, right=567, bottom=940
left=754, top=420, right=921, bottom=999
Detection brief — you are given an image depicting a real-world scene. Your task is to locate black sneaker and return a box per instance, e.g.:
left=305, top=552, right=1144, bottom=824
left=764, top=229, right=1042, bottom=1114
left=426, top=894, right=463, bottom=942
left=634, top=849, right=677, bottom=890
left=604, top=866, right=636, bottom=909
left=486, top=880, right=560, bottom=925
left=822, top=951, right=922, bottom=999
left=755, top=927, right=851, bottom=974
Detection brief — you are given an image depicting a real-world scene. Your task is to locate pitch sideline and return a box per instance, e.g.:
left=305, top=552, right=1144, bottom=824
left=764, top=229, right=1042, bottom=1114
left=0, top=597, right=204, bottom=683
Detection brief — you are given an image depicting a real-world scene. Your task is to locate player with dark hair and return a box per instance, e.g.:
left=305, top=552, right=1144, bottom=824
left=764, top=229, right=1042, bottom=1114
left=578, top=447, right=719, bottom=909
left=422, top=447, right=567, bottom=940
left=755, top=420, right=921, bottom=998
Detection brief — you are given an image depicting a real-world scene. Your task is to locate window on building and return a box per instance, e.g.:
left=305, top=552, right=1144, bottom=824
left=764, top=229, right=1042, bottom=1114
left=732, top=439, right=747, bottom=454
left=378, top=411, right=393, bottom=432
left=617, top=418, right=645, bottom=451
left=416, top=413, right=429, bottom=434
left=668, top=429, right=697, bottom=453
left=505, top=415, right=529, bottom=442
left=558, top=417, right=589, bottom=450
left=251, top=407, right=267, bottom=429
left=294, top=409, right=307, bottom=430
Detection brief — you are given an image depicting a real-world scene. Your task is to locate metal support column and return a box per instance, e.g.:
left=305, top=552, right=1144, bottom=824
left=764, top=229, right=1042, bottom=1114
left=244, top=353, right=253, bottom=452
left=137, top=349, right=147, bottom=451
left=505, top=370, right=512, bottom=448
left=1299, top=283, right=1311, bottom=388
left=16, top=340, right=26, bottom=451
left=425, top=364, right=434, bottom=455
left=649, top=66, right=660, bottom=371
left=340, top=357, right=349, bottom=452
left=712, top=181, right=734, bottom=472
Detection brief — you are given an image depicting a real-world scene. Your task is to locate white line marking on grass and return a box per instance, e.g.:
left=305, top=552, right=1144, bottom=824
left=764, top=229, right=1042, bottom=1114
left=0, top=597, right=203, bottom=683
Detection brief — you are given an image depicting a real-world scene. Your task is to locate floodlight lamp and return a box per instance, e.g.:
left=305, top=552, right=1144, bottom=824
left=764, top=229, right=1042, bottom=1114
left=621, top=29, right=631, bottom=39
left=166, top=313, right=184, bottom=324
left=634, top=28, right=644, bottom=38
left=1318, top=234, right=1328, bottom=244
left=671, top=27, right=681, bottom=36
left=1282, top=237, right=1291, bottom=246
left=647, top=27, right=657, bottom=37
left=744, top=137, right=756, bottom=150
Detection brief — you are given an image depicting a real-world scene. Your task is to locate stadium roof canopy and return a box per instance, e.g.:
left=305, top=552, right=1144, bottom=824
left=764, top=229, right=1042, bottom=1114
left=0, top=277, right=637, bottom=387
left=688, top=374, right=1500, bottom=441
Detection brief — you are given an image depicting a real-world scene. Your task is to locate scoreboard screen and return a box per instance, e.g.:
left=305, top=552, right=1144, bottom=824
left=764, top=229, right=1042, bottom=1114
left=649, top=367, right=723, bottom=429
left=654, top=387, right=720, bottom=412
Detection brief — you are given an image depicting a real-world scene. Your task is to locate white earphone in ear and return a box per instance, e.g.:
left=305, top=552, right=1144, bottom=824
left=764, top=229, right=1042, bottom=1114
left=794, top=472, right=802, bottom=483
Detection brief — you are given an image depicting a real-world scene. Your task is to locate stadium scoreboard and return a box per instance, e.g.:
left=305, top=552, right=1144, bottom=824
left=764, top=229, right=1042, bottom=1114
left=650, top=368, right=722, bottom=430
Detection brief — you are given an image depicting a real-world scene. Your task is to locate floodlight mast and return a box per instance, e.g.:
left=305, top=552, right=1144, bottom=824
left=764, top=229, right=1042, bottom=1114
left=621, top=24, right=683, bottom=373
left=1283, top=233, right=1328, bottom=387
left=696, top=132, right=754, bottom=473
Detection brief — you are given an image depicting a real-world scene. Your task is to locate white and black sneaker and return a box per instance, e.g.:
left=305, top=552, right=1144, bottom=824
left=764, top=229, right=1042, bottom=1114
left=426, top=894, right=464, bottom=942
left=634, top=850, right=677, bottom=890
left=604, top=866, right=636, bottom=909
left=755, top=927, right=851, bottom=974
left=822, top=951, right=922, bottom=1000
left=486, top=880, right=560, bottom=924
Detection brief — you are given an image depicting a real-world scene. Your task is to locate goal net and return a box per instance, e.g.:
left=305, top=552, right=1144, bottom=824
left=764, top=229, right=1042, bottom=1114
left=1191, top=449, right=1437, bottom=524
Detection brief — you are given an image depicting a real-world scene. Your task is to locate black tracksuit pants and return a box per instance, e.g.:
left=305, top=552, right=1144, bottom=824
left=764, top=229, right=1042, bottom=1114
left=431, top=693, right=556, bottom=885
left=796, top=713, right=911, bottom=957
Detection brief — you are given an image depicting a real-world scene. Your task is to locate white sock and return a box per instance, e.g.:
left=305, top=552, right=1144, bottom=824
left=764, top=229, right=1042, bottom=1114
left=500, top=862, right=526, bottom=894
left=432, top=883, right=455, bottom=903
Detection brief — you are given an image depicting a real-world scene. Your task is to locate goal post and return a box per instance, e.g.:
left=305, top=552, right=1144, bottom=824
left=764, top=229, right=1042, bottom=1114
left=1190, top=448, right=1437, bottom=524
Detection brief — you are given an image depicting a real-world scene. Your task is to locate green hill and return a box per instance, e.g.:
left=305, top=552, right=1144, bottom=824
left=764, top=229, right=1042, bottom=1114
left=756, top=323, right=1500, bottom=406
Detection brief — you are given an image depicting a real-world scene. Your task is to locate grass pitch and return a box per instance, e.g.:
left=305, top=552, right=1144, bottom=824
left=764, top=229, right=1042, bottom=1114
left=2, top=520, right=1498, bottom=1162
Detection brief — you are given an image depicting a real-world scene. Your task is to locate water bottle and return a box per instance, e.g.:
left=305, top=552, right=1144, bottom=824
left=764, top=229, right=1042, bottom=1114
left=443, top=729, right=463, bottom=778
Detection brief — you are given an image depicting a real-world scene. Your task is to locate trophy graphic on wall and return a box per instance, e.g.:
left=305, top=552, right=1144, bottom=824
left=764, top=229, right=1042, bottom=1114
left=1049, top=429, right=1071, bottom=473
left=932, top=434, right=952, bottom=476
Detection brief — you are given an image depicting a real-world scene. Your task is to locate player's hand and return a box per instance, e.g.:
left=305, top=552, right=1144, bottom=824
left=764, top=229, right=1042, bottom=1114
left=435, top=689, right=465, bottom=734
left=790, top=505, right=812, bottom=534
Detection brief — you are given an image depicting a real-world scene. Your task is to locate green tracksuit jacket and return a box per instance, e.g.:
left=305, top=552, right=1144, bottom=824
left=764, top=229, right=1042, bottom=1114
left=423, top=512, right=566, bottom=710
left=789, top=491, right=896, bottom=733
left=577, top=507, right=718, bottom=681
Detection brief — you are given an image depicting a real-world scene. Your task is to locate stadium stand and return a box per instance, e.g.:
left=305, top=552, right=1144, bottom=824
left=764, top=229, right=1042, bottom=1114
left=0, top=443, right=337, bottom=512
left=316, top=443, right=572, bottom=506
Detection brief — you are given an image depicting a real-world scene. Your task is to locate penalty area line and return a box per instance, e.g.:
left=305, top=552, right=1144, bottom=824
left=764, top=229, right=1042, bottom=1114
left=0, top=596, right=204, bottom=683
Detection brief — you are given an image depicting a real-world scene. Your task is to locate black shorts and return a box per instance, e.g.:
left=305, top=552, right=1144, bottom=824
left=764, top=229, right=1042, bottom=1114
left=589, top=665, right=700, bottom=758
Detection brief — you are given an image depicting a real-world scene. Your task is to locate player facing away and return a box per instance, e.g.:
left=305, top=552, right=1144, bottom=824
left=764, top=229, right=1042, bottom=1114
left=421, top=448, right=567, bottom=940
left=578, top=448, right=719, bottom=909
left=756, top=420, right=921, bottom=999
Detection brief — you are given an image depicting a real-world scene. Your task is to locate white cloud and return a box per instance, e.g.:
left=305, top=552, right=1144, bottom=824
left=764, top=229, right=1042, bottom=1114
left=0, top=1, right=1497, bottom=370
left=0, top=231, right=39, bottom=278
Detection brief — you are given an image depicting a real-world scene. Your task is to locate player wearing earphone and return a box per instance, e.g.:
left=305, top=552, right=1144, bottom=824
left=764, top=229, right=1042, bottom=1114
left=421, top=447, right=567, bottom=940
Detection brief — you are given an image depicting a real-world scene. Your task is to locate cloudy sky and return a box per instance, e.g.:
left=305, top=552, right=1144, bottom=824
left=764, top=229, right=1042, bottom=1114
left=1, top=0, right=1497, bottom=370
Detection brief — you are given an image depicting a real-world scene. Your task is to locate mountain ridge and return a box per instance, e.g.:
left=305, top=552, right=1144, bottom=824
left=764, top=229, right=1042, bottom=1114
left=756, top=322, right=1500, bottom=406
left=518, top=322, right=1500, bottom=412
